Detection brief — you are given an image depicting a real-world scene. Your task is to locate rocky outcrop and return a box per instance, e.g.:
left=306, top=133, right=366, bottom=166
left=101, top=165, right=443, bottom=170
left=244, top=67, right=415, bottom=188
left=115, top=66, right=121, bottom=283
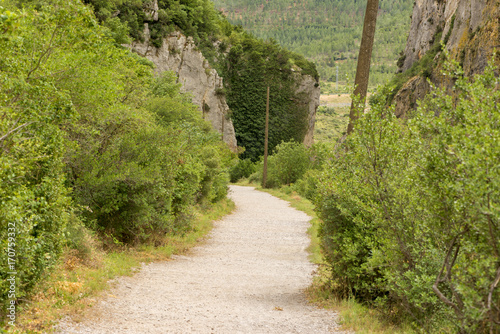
left=129, top=26, right=238, bottom=152
left=394, top=0, right=499, bottom=116
left=393, top=76, right=430, bottom=118
left=294, top=73, right=320, bottom=146
left=401, top=0, right=498, bottom=75
left=400, top=0, right=447, bottom=72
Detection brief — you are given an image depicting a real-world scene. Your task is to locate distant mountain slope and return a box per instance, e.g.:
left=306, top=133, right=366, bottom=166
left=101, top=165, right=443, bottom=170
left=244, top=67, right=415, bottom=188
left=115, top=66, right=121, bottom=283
left=211, top=0, right=414, bottom=88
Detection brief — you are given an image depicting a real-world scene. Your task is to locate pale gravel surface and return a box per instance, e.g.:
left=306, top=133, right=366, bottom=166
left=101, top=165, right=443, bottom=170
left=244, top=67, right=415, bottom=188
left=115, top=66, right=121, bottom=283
left=57, top=185, right=345, bottom=333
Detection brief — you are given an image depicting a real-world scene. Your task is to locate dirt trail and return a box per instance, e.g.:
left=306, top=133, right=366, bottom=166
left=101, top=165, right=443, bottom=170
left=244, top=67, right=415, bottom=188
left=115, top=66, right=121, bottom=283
left=57, top=185, right=344, bottom=333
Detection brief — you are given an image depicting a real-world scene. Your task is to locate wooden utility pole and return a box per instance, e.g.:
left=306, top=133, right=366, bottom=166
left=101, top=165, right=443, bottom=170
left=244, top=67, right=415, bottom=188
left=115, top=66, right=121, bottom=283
left=346, top=0, right=379, bottom=135
left=221, top=111, right=225, bottom=142
left=262, top=86, right=270, bottom=188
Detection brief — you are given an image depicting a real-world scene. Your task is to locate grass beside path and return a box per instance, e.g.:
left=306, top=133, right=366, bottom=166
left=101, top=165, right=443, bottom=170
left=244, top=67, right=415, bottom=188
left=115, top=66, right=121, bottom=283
left=240, top=182, right=416, bottom=334
left=6, top=199, right=234, bottom=334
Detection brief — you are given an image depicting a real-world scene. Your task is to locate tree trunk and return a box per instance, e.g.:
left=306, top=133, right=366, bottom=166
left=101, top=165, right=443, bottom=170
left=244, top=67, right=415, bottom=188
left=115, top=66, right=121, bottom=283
left=346, top=0, right=379, bottom=135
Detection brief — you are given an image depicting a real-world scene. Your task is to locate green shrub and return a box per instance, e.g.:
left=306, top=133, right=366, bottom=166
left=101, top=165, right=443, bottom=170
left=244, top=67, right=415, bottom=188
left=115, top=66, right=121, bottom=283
left=229, top=158, right=256, bottom=182
left=317, top=105, right=336, bottom=116
left=293, top=169, right=322, bottom=202
left=197, top=143, right=231, bottom=204
left=64, top=212, right=102, bottom=265
left=248, top=168, right=262, bottom=184
left=265, top=141, right=311, bottom=188
left=0, top=0, right=97, bottom=316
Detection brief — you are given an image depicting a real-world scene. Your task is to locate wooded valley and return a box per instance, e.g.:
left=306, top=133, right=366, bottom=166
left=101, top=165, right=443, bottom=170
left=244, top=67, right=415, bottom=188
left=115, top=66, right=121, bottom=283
left=211, top=0, right=414, bottom=89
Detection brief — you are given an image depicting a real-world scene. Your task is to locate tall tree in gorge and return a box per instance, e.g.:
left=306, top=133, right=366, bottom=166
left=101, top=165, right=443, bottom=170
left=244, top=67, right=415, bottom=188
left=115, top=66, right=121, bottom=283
left=347, top=0, right=379, bottom=135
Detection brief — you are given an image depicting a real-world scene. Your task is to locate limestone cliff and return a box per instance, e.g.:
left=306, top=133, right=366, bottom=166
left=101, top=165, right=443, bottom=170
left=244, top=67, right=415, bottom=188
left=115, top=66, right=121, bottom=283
left=129, top=26, right=319, bottom=149
left=394, top=0, right=499, bottom=114
left=129, top=26, right=238, bottom=152
left=294, top=73, right=320, bottom=147
left=127, top=0, right=319, bottom=152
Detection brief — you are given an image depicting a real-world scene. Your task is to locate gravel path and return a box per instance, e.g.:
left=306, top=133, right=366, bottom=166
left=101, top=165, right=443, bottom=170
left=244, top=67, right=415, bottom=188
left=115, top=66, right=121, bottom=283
left=57, top=185, right=344, bottom=333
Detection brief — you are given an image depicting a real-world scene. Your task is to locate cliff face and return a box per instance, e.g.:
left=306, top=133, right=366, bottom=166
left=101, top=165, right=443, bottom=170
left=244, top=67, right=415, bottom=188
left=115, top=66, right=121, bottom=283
left=401, top=0, right=498, bottom=75
left=129, top=26, right=238, bottom=152
left=395, top=0, right=499, bottom=113
left=295, top=74, right=320, bottom=147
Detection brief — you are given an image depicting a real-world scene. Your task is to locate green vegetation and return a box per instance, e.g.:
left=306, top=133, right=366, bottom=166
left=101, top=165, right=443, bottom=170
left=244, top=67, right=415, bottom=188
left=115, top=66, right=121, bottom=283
left=0, top=0, right=234, bottom=324
left=236, top=57, right=500, bottom=333
left=314, top=105, right=350, bottom=142
left=83, top=0, right=223, bottom=49
left=212, top=0, right=414, bottom=89
left=222, top=34, right=317, bottom=161
left=229, top=159, right=256, bottom=182
left=316, top=59, right=500, bottom=332
left=243, top=140, right=329, bottom=191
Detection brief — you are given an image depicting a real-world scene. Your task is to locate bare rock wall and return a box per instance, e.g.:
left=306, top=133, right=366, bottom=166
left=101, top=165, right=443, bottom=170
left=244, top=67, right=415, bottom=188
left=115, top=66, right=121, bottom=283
left=129, top=26, right=238, bottom=152
left=395, top=0, right=499, bottom=116
left=295, top=74, right=320, bottom=147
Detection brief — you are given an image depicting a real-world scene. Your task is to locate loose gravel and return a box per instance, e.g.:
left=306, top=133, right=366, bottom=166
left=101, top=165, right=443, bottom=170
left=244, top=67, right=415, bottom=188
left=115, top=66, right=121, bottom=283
left=56, top=185, right=344, bottom=333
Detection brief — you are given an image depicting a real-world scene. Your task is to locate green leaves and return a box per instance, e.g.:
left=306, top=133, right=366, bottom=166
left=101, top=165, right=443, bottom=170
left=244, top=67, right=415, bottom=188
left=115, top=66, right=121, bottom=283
left=0, top=6, right=18, bottom=35
left=317, top=59, right=500, bottom=332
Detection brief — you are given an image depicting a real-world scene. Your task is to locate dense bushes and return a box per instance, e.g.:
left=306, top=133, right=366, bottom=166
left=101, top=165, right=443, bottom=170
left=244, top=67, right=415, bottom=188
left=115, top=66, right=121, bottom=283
left=229, top=159, right=256, bottom=183
left=0, top=0, right=88, bottom=313
left=316, top=59, right=500, bottom=332
left=0, top=0, right=233, bottom=318
left=241, top=141, right=329, bottom=191
left=263, top=141, right=311, bottom=188
left=82, top=0, right=223, bottom=49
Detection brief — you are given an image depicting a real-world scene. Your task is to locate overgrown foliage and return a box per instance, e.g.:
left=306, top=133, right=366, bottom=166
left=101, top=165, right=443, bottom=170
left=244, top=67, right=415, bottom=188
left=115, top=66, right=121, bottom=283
left=0, top=0, right=89, bottom=313
left=316, top=59, right=500, bottom=332
left=223, top=34, right=316, bottom=161
left=229, top=158, right=256, bottom=183
left=244, top=141, right=330, bottom=191
left=82, top=0, right=223, bottom=48
left=0, top=0, right=233, bottom=321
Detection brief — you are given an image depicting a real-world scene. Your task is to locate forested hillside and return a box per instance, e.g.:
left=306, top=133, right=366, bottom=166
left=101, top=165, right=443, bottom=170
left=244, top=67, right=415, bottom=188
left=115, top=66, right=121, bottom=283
left=0, top=0, right=233, bottom=323
left=211, top=0, right=413, bottom=89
